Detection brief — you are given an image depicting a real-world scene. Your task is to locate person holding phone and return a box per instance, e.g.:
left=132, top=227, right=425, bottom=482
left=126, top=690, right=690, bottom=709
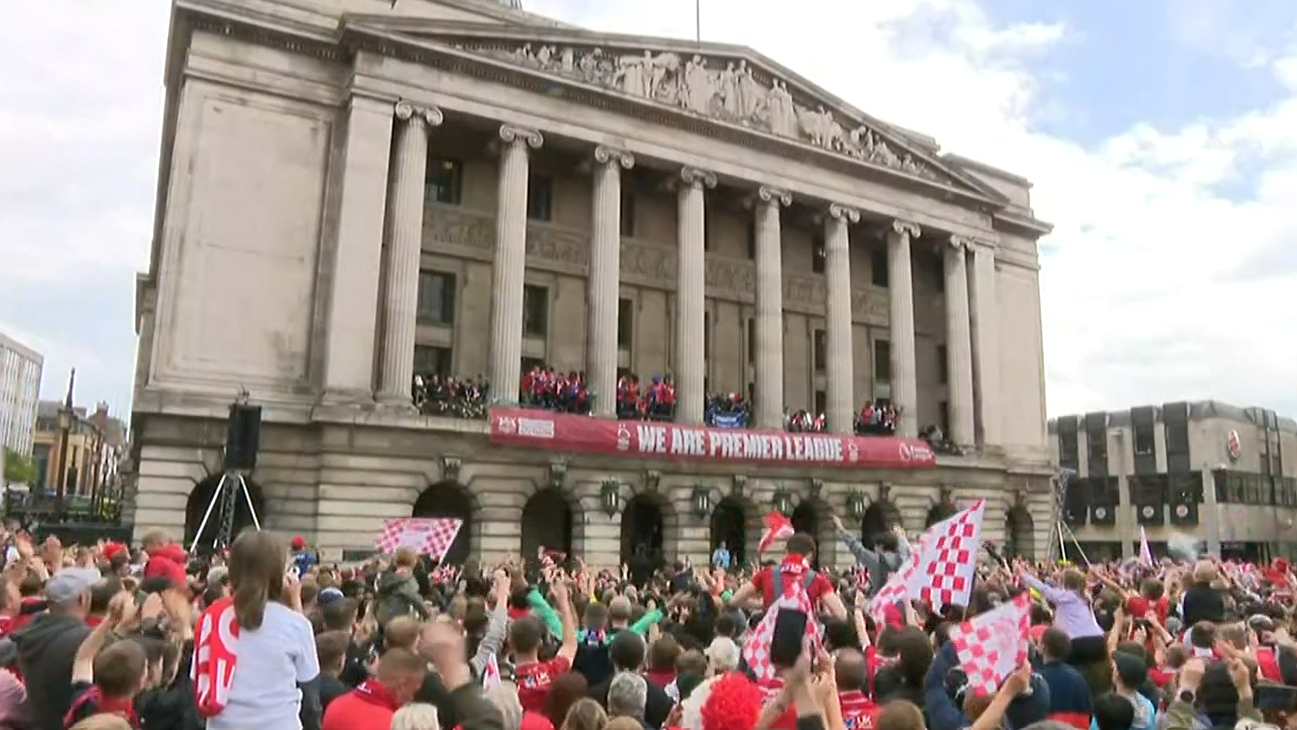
left=725, top=533, right=847, bottom=620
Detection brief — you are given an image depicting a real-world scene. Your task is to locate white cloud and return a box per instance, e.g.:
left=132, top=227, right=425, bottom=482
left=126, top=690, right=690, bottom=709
left=2, top=0, right=1293, bottom=420
left=529, top=0, right=1297, bottom=418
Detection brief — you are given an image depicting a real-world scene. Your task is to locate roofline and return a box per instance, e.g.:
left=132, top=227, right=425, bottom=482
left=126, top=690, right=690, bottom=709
left=943, top=153, right=1032, bottom=188
left=1047, top=399, right=1297, bottom=434
left=0, top=330, right=44, bottom=365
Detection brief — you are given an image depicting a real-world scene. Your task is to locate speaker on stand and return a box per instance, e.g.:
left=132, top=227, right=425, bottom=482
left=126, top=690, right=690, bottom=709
left=190, top=391, right=264, bottom=554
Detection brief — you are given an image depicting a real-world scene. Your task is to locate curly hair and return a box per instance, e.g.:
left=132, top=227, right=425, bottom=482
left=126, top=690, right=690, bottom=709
left=699, top=672, right=762, bottom=730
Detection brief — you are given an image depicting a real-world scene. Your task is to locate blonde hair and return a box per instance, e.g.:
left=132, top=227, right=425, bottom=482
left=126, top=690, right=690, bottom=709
left=394, top=547, right=420, bottom=568
left=485, top=682, right=523, bottom=730
left=70, top=716, right=134, bottom=730
left=562, top=698, right=609, bottom=730
left=391, top=702, right=441, bottom=730
left=228, top=530, right=287, bottom=630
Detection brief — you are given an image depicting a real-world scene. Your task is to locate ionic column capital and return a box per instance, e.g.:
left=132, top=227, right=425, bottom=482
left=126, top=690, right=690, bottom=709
left=828, top=203, right=860, bottom=223
left=594, top=145, right=635, bottom=170
left=758, top=185, right=792, bottom=207
left=499, top=124, right=544, bottom=149
left=891, top=219, right=921, bottom=238
left=948, top=234, right=973, bottom=251
left=394, top=100, right=444, bottom=127
left=681, top=166, right=717, bottom=190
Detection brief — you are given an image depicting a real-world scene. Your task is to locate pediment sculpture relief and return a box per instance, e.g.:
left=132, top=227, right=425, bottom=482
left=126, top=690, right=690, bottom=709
left=461, top=42, right=941, bottom=182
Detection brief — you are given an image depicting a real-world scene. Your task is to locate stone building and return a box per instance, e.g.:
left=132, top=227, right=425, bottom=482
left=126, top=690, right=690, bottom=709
left=0, top=330, right=43, bottom=460
left=1049, top=402, right=1297, bottom=562
left=129, top=0, right=1056, bottom=566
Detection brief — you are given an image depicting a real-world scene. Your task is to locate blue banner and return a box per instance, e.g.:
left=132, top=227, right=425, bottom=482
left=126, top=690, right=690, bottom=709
left=710, top=411, right=748, bottom=429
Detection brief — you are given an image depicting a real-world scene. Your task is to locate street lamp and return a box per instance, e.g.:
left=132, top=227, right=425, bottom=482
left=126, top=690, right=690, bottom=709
left=600, top=479, right=620, bottom=517
left=53, top=368, right=76, bottom=519
left=772, top=487, right=792, bottom=516
left=691, top=484, right=711, bottom=519
left=846, top=490, right=867, bottom=521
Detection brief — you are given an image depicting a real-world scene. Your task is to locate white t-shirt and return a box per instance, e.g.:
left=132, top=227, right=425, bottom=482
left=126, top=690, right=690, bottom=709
left=208, top=602, right=320, bottom=730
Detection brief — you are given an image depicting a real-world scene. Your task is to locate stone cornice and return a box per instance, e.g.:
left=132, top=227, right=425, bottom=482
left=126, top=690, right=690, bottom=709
left=992, top=209, right=1054, bottom=238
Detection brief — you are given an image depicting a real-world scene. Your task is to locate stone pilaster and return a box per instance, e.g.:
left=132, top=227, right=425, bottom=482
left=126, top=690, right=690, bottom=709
left=321, top=95, right=396, bottom=403
left=675, top=166, right=716, bottom=424
left=943, top=236, right=976, bottom=445
left=487, top=124, right=543, bottom=403
left=377, top=101, right=444, bottom=405
left=588, top=146, right=635, bottom=417
left=754, top=186, right=790, bottom=429
left=968, top=242, right=1000, bottom=447
left=887, top=220, right=920, bottom=437
left=824, top=203, right=859, bottom=434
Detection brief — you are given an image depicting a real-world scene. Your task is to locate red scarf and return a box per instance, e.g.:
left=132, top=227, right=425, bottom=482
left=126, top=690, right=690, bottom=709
left=352, top=679, right=401, bottom=711
left=64, top=685, right=138, bottom=728
left=192, top=596, right=239, bottom=717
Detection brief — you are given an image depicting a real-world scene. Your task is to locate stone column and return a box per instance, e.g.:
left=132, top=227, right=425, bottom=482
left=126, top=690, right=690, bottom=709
left=943, top=236, right=976, bottom=445
left=887, top=220, right=920, bottom=437
left=754, top=186, right=790, bottom=430
left=824, top=203, right=859, bottom=434
left=321, top=95, right=397, bottom=403
left=967, top=241, right=1000, bottom=447
left=675, top=166, right=716, bottom=424
left=377, top=102, right=444, bottom=405
left=588, top=146, right=635, bottom=418
left=488, top=124, right=543, bottom=403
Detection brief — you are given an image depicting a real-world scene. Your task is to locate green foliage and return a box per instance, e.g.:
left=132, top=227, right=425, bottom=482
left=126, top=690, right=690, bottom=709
left=2, top=447, right=35, bottom=486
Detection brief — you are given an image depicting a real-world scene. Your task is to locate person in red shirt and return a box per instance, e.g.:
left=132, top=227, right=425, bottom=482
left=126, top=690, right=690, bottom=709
left=513, top=578, right=578, bottom=713
left=836, top=648, right=880, bottom=730
left=140, top=529, right=187, bottom=590
left=725, top=533, right=848, bottom=620
left=321, top=648, right=426, bottom=730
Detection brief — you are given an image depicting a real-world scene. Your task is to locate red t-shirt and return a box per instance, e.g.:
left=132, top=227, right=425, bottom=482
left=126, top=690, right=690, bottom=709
left=750, top=556, right=834, bottom=607
left=514, top=656, right=571, bottom=713
left=756, top=678, right=797, bottom=730
left=839, top=690, right=880, bottom=730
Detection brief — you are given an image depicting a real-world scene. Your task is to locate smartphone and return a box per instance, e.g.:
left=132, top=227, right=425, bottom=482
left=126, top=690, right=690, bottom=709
left=769, top=609, right=809, bottom=669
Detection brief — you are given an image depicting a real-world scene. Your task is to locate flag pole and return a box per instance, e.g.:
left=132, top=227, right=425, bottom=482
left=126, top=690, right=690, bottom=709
left=695, top=0, right=701, bottom=43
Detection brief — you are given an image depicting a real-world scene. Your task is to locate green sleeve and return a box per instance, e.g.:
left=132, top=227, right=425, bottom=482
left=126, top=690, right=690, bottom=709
left=527, top=588, right=563, bottom=639
left=629, top=608, right=663, bottom=635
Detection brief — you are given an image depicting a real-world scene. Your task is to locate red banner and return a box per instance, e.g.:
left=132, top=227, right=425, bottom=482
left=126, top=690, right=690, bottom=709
left=487, top=408, right=937, bottom=468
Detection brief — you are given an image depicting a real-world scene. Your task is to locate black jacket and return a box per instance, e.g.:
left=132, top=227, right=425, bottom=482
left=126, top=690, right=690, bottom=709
left=1181, top=582, right=1225, bottom=627
left=588, top=672, right=674, bottom=729
left=9, top=612, right=92, bottom=730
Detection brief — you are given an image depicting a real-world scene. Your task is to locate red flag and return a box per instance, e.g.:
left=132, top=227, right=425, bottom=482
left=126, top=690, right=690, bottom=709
left=759, top=511, right=795, bottom=554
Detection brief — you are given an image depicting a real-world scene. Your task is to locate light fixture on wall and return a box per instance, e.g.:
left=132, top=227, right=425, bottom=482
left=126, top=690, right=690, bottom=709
left=772, top=487, right=793, bottom=516
left=600, top=479, right=620, bottom=517
left=691, top=484, right=711, bottom=519
left=846, top=490, right=867, bottom=521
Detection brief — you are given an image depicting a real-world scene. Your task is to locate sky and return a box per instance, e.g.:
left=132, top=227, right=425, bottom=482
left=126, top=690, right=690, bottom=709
left=1, top=0, right=1295, bottom=422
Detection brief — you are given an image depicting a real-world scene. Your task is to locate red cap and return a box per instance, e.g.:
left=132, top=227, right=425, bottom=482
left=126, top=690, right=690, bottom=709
left=520, top=712, right=555, bottom=730
left=101, top=542, right=127, bottom=562
left=291, top=536, right=305, bottom=550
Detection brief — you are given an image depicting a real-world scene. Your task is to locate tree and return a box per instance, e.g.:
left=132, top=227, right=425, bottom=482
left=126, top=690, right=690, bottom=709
left=2, top=447, right=35, bottom=487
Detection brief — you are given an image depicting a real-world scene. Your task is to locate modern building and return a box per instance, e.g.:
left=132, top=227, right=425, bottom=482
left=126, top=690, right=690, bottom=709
left=32, top=402, right=128, bottom=501
left=129, top=0, right=1055, bottom=564
left=0, top=331, right=43, bottom=459
left=1048, top=402, right=1297, bottom=562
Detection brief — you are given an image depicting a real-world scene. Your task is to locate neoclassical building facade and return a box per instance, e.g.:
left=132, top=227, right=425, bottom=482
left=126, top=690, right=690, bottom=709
left=129, top=0, right=1055, bottom=567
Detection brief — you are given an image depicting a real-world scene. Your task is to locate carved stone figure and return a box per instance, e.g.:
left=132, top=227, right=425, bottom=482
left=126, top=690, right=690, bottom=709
left=766, top=79, right=797, bottom=137
left=615, top=51, right=651, bottom=98
left=681, top=55, right=717, bottom=114
left=736, top=60, right=765, bottom=121
left=648, top=52, right=680, bottom=103
left=718, top=62, right=740, bottom=119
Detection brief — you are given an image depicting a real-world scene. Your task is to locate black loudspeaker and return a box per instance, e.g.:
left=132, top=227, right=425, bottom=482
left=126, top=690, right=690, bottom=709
left=224, top=404, right=262, bottom=471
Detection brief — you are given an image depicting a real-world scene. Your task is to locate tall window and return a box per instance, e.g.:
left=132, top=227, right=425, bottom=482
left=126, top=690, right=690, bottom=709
left=426, top=158, right=463, bottom=205
left=416, top=271, right=456, bottom=325
left=521, top=356, right=544, bottom=375
left=1134, top=424, right=1155, bottom=456
left=414, top=345, right=452, bottom=376
left=620, top=188, right=636, bottom=238
left=871, top=248, right=889, bottom=287
left=747, top=318, right=755, bottom=363
left=522, top=285, right=549, bottom=336
left=938, top=401, right=950, bottom=436
left=812, top=231, right=826, bottom=274
left=704, top=319, right=712, bottom=359
left=873, top=339, right=891, bottom=382
left=937, top=344, right=948, bottom=385
left=814, top=390, right=826, bottom=415
left=618, top=298, right=633, bottom=349
left=746, top=219, right=757, bottom=260
left=813, top=329, right=826, bottom=373
left=527, top=174, right=553, bottom=222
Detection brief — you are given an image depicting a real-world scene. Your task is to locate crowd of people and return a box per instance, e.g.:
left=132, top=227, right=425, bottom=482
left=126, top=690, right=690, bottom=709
left=413, top=375, right=490, bottom=419
left=3, top=506, right=1294, bottom=730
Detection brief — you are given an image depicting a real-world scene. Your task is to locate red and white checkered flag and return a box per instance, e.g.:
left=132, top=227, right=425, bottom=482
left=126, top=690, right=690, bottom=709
left=759, top=511, right=795, bottom=554
left=742, top=568, right=822, bottom=681
left=948, top=592, right=1030, bottom=696
left=482, top=652, right=501, bottom=691
left=375, top=517, right=463, bottom=563
left=868, top=500, right=985, bottom=622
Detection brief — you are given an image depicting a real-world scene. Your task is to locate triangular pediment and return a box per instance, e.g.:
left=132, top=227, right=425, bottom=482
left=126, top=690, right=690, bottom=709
left=344, top=18, right=1006, bottom=203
